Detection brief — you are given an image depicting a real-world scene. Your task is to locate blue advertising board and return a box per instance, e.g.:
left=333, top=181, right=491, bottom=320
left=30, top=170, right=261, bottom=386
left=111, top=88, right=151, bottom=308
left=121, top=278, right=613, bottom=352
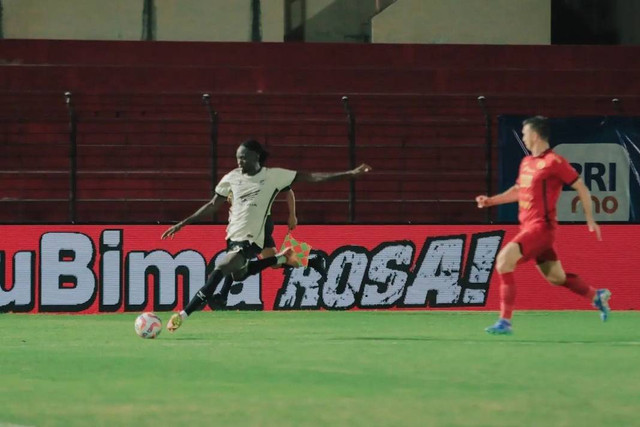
left=498, top=116, right=640, bottom=223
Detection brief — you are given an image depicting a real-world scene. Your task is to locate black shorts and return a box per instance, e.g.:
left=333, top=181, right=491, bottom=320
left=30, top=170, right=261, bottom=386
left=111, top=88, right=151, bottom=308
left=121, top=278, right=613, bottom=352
left=264, top=215, right=275, bottom=248
left=226, top=240, right=262, bottom=281
left=226, top=240, right=262, bottom=260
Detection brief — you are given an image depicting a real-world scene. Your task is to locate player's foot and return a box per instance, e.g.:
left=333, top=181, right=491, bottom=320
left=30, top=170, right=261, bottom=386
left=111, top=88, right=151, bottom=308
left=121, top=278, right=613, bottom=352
left=167, top=312, right=184, bottom=332
left=485, top=318, right=513, bottom=335
left=276, top=247, right=299, bottom=267
left=208, top=294, right=228, bottom=310
left=593, top=289, right=611, bottom=322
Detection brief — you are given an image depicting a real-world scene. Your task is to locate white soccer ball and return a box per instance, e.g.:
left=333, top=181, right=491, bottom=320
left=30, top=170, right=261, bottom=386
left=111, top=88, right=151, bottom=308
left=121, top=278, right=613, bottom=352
left=134, top=312, right=162, bottom=339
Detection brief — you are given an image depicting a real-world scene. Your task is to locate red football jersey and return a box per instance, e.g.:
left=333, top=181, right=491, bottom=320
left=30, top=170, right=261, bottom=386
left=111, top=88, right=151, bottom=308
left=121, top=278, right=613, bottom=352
left=516, top=149, right=579, bottom=228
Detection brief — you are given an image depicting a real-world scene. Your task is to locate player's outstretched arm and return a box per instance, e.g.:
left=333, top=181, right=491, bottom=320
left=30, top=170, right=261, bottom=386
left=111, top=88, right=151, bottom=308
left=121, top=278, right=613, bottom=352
left=475, top=185, right=519, bottom=208
left=571, top=178, right=602, bottom=241
left=286, top=189, right=297, bottom=230
left=294, top=163, right=372, bottom=183
left=161, top=194, right=226, bottom=239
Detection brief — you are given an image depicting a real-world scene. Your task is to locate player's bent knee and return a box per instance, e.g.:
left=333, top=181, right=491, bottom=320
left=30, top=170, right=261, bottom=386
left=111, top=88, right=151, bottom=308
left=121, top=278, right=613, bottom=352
left=218, top=255, right=246, bottom=276
left=495, top=243, right=521, bottom=274
left=546, top=275, right=566, bottom=286
left=260, top=247, right=277, bottom=259
left=495, top=259, right=511, bottom=274
left=495, top=253, right=516, bottom=273
left=231, top=267, right=249, bottom=282
left=217, top=263, right=234, bottom=276
left=538, top=261, right=566, bottom=286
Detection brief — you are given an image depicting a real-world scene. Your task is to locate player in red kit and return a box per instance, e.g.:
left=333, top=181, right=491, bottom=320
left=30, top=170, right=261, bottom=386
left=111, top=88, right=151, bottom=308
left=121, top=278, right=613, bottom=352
left=475, top=116, right=610, bottom=335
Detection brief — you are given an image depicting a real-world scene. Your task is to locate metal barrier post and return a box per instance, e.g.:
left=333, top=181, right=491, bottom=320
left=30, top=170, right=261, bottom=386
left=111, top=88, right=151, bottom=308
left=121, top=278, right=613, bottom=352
left=477, top=95, right=492, bottom=223
left=202, top=93, right=219, bottom=222
left=64, top=91, right=77, bottom=223
left=342, top=96, right=356, bottom=223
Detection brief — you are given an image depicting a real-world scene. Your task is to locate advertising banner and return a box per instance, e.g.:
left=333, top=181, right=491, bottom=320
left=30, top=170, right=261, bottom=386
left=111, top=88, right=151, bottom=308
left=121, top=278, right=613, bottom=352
left=1, top=225, right=636, bottom=313
left=498, top=116, right=640, bottom=223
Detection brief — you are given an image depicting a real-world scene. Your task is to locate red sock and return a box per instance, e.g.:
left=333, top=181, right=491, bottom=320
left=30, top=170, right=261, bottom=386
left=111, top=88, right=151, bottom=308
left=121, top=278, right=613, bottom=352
left=498, top=272, right=516, bottom=320
left=562, top=273, right=596, bottom=300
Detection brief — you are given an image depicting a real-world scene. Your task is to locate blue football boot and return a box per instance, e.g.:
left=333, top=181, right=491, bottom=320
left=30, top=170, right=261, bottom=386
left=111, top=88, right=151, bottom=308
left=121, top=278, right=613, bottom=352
left=593, top=289, right=611, bottom=322
left=485, top=318, right=513, bottom=335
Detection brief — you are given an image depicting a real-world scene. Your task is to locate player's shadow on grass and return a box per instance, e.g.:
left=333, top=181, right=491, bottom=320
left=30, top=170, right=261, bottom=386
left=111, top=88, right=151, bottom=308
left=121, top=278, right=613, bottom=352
left=171, top=337, right=207, bottom=341
left=331, top=336, right=638, bottom=345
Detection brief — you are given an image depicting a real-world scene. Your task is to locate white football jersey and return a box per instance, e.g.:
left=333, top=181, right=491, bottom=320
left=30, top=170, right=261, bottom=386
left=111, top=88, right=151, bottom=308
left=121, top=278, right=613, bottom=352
left=215, top=167, right=297, bottom=248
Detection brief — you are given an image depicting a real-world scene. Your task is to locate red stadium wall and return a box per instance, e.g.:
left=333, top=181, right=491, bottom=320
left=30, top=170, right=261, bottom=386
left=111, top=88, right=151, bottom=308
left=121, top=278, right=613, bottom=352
left=1, top=225, right=636, bottom=314
left=2, top=40, right=640, bottom=94
left=3, top=40, right=640, bottom=224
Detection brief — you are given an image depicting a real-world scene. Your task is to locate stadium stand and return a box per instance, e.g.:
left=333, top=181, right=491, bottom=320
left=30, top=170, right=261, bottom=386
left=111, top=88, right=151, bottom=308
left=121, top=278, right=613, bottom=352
left=2, top=40, right=640, bottom=223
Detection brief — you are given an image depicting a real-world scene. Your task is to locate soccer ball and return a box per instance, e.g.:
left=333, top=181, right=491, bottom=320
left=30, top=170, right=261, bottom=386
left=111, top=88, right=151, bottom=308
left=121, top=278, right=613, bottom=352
left=134, top=312, right=162, bottom=339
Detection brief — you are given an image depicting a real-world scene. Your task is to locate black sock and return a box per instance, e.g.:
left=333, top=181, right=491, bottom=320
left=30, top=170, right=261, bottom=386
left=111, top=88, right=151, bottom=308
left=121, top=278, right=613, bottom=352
left=246, top=256, right=278, bottom=276
left=210, top=275, right=234, bottom=309
left=184, top=269, right=223, bottom=315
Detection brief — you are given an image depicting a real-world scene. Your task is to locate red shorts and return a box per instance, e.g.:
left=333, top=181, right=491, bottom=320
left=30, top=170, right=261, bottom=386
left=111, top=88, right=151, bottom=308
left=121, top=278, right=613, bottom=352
left=511, top=224, right=558, bottom=264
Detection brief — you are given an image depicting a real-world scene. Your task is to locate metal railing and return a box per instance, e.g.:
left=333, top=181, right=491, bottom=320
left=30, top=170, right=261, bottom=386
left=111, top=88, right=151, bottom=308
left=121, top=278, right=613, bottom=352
left=2, top=91, right=632, bottom=224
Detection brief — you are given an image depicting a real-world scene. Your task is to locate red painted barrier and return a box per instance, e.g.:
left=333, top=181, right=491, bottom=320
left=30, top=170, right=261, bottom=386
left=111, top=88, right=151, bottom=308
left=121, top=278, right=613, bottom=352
left=3, top=40, right=640, bottom=70
left=4, top=41, right=640, bottom=225
left=1, top=224, right=636, bottom=313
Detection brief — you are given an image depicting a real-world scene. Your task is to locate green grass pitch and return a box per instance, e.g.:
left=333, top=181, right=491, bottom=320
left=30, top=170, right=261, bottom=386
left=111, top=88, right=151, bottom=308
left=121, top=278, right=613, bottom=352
left=1, top=311, right=639, bottom=427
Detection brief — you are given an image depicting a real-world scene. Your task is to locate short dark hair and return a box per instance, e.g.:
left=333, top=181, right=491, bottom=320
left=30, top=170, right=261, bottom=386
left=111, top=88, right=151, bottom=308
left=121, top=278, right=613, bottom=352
left=522, top=116, right=550, bottom=141
left=240, top=139, right=269, bottom=164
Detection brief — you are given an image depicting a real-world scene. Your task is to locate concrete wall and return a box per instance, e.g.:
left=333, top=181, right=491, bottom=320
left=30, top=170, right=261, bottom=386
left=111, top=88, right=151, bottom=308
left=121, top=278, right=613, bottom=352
left=372, top=0, right=551, bottom=44
left=2, top=0, right=583, bottom=45
left=614, top=0, right=640, bottom=45
left=304, top=0, right=376, bottom=42
left=2, top=0, right=143, bottom=40
left=154, top=0, right=251, bottom=41
left=2, top=0, right=285, bottom=42
left=262, top=0, right=286, bottom=42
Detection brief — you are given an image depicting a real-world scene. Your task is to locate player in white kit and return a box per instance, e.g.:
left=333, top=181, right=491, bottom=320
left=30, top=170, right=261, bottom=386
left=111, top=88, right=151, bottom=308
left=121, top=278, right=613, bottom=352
left=161, top=139, right=371, bottom=332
